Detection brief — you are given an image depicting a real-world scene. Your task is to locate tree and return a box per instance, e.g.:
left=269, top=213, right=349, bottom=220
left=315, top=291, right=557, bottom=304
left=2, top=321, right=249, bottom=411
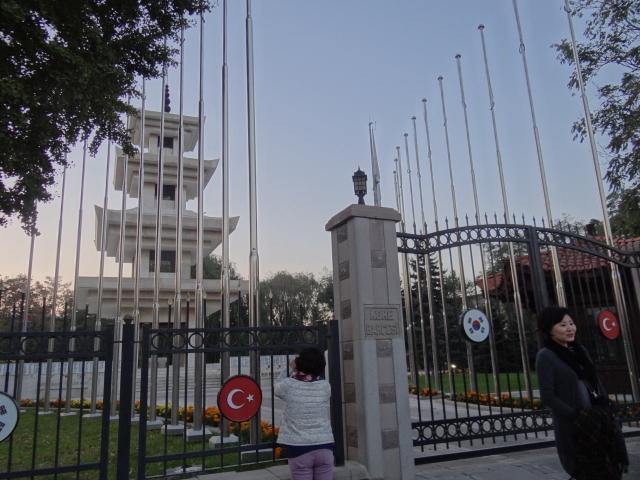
left=555, top=0, right=640, bottom=237
left=192, top=253, right=242, bottom=281
left=0, top=274, right=73, bottom=331
left=0, top=0, right=211, bottom=231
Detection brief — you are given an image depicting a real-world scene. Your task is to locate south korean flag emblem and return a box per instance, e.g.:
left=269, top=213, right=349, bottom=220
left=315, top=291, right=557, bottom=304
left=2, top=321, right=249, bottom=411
left=460, top=308, right=490, bottom=343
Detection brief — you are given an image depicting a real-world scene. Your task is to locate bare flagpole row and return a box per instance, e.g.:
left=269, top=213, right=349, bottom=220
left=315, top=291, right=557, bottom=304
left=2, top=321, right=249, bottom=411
left=412, top=114, right=441, bottom=392
left=563, top=0, right=639, bottom=400
left=405, top=128, right=431, bottom=388
left=43, top=163, right=67, bottom=413
left=70, top=140, right=88, bottom=414
left=87, top=141, right=112, bottom=415
left=396, top=146, right=418, bottom=385
left=478, top=24, right=532, bottom=399
left=455, top=54, right=500, bottom=397
left=422, top=99, right=451, bottom=393
left=438, top=76, right=477, bottom=393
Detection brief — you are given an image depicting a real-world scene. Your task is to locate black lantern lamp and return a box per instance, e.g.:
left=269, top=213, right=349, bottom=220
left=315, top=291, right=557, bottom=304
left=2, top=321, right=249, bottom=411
left=352, top=167, right=367, bottom=205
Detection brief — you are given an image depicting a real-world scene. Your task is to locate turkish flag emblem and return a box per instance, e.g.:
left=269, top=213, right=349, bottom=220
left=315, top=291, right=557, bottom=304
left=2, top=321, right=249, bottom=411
left=217, top=375, right=262, bottom=423
left=597, top=310, right=620, bottom=340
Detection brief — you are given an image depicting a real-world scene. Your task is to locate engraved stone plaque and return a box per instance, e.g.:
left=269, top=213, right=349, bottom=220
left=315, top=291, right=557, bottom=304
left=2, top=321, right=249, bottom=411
left=363, top=305, right=401, bottom=339
left=337, top=225, right=348, bottom=243
left=339, top=261, right=350, bottom=281
left=370, top=250, right=386, bottom=268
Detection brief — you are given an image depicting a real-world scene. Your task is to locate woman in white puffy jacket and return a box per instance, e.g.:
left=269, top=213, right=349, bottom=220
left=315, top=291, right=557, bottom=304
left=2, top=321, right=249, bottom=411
left=274, top=347, right=334, bottom=480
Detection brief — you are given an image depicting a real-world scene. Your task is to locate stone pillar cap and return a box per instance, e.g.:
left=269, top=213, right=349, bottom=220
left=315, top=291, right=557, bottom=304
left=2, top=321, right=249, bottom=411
left=325, top=204, right=402, bottom=231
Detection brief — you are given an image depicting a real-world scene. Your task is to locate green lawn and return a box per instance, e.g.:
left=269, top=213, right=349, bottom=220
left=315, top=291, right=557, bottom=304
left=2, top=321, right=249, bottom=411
left=411, top=371, right=539, bottom=395
left=0, top=409, right=283, bottom=480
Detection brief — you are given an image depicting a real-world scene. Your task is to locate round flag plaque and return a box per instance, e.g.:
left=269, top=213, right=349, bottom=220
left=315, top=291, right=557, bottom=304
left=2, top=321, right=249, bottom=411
left=596, top=310, right=620, bottom=340
left=460, top=309, right=490, bottom=343
left=0, top=392, right=20, bottom=443
left=217, top=375, right=262, bottom=423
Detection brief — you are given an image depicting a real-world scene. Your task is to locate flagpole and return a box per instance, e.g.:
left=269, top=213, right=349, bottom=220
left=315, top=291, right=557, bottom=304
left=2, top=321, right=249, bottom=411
left=221, top=0, right=231, bottom=334
left=412, top=114, right=440, bottom=391
left=111, top=102, right=135, bottom=417
left=86, top=142, right=112, bottom=416
left=438, top=76, right=477, bottom=393
left=15, top=214, right=37, bottom=405
left=422, top=98, right=455, bottom=398
left=134, top=79, right=152, bottom=422
left=43, top=163, right=67, bottom=413
left=563, top=1, right=639, bottom=400
left=246, top=0, right=262, bottom=445
left=455, top=54, right=500, bottom=397
left=512, top=0, right=566, bottom=307
left=479, top=24, right=532, bottom=399
left=369, top=123, right=382, bottom=206
left=404, top=130, right=431, bottom=388
left=396, top=146, right=418, bottom=386
left=69, top=139, right=88, bottom=414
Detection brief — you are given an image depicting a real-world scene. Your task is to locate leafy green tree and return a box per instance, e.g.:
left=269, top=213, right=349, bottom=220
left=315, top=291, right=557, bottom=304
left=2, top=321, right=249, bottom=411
left=555, top=0, right=640, bottom=237
left=0, top=0, right=211, bottom=231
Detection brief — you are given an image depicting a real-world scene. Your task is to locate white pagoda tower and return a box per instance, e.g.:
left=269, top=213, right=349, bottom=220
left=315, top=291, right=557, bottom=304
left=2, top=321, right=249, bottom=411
left=77, top=108, right=247, bottom=325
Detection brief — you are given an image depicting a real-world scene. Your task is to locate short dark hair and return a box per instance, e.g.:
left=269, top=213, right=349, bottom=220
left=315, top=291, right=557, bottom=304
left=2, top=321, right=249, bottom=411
left=537, top=306, right=572, bottom=337
left=295, top=347, right=326, bottom=377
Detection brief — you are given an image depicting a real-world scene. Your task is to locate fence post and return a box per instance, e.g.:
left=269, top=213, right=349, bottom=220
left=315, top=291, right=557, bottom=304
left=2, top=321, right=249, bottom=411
left=328, top=319, right=345, bottom=467
left=326, top=205, right=414, bottom=480
left=116, top=314, right=135, bottom=480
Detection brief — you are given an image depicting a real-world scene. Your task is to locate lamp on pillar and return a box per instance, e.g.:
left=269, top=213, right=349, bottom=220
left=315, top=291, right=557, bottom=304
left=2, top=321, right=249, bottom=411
left=352, top=167, right=367, bottom=205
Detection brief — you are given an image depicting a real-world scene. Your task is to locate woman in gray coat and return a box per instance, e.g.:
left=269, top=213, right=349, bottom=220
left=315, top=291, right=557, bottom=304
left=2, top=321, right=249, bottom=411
left=536, top=306, right=605, bottom=477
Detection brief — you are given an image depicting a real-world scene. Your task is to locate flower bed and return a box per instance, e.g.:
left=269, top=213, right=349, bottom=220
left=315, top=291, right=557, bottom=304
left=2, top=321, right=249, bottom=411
left=450, top=391, right=544, bottom=410
left=19, top=397, right=281, bottom=455
left=408, top=385, right=439, bottom=397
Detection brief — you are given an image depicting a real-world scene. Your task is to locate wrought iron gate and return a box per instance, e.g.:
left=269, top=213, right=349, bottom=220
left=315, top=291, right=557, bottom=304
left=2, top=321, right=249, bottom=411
left=0, top=328, right=114, bottom=479
left=397, top=221, right=640, bottom=462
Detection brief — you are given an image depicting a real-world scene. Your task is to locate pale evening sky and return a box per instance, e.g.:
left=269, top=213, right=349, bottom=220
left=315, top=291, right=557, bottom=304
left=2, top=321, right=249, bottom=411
left=1, top=1, right=609, bottom=286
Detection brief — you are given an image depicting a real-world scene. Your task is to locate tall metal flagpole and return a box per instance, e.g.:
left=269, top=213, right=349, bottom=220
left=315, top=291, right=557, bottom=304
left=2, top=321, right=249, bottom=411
left=43, top=163, right=67, bottom=413
left=134, top=79, right=151, bottom=422
left=412, top=115, right=440, bottom=391
left=246, top=0, right=262, bottom=445
left=87, top=142, right=111, bottom=417
left=563, top=1, right=639, bottom=400
left=187, top=20, right=208, bottom=438
left=479, top=25, right=532, bottom=399
left=113, top=101, right=130, bottom=418
left=69, top=139, right=88, bottom=414
left=404, top=132, right=431, bottom=386
left=15, top=213, right=37, bottom=405
left=455, top=55, right=500, bottom=397
left=369, top=123, right=382, bottom=206
left=512, top=0, right=567, bottom=307
left=221, top=0, right=231, bottom=334
left=438, top=76, right=477, bottom=393
left=422, top=99, right=452, bottom=393
left=396, top=146, right=418, bottom=385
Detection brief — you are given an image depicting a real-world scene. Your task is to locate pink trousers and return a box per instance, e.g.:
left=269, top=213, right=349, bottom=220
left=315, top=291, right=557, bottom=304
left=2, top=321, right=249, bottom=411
left=287, top=448, right=334, bottom=480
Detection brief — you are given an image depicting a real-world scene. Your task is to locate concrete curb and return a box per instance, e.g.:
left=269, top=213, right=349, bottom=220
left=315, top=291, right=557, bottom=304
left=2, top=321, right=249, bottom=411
left=184, top=461, right=368, bottom=480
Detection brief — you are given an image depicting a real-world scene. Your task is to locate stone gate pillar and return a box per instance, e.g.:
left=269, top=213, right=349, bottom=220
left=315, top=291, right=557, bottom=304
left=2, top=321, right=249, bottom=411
left=326, top=205, right=414, bottom=480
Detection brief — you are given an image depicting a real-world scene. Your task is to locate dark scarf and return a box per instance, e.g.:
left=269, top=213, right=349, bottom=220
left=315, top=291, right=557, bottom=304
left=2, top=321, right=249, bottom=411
left=543, top=337, right=600, bottom=401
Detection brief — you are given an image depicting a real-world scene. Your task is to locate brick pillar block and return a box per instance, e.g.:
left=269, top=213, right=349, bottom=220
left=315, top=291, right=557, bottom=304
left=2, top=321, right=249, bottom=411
left=326, top=205, right=414, bottom=480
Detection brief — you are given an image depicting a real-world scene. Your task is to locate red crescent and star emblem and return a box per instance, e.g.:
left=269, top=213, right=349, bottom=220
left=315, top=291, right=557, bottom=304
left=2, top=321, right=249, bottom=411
left=217, top=375, right=262, bottom=423
left=596, top=310, right=620, bottom=340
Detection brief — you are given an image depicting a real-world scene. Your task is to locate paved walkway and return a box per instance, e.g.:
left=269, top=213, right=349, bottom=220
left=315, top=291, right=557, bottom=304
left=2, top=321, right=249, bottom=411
left=186, top=436, right=640, bottom=479
left=414, top=436, right=640, bottom=479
